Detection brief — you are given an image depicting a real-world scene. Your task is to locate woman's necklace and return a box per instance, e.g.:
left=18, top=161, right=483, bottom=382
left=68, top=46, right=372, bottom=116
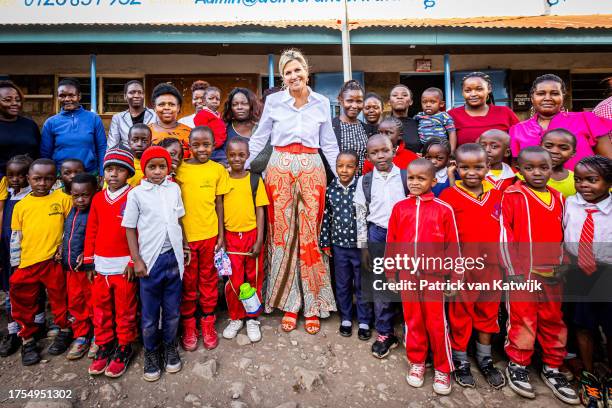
left=156, top=120, right=176, bottom=130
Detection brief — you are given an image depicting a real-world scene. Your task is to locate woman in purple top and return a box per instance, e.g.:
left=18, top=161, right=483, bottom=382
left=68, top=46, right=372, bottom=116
left=510, top=74, right=612, bottom=169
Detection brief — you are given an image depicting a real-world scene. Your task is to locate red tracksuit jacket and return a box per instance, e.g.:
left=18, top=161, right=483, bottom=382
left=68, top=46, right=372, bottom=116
left=386, top=192, right=461, bottom=280
left=193, top=107, right=227, bottom=150
left=500, top=181, right=565, bottom=278
left=486, top=163, right=518, bottom=192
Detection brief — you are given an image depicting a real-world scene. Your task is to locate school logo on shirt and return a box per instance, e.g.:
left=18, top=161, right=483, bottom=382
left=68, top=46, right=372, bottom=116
left=49, top=203, right=63, bottom=216
left=491, top=203, right=501, bottom=221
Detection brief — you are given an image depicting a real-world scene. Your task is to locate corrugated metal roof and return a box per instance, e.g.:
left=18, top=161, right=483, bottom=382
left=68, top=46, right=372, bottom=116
left=350, top=15, right=612, bottom=30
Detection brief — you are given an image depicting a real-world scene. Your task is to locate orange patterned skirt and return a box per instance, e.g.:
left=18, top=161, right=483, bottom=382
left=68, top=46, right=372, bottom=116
left=263, top=146, right=337, bottom=317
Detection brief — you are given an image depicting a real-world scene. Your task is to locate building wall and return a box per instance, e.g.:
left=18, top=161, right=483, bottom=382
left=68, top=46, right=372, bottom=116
left=0, top=52, right=610, bottom=76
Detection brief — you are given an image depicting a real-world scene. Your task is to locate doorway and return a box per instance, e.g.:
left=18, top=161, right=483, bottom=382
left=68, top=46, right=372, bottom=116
left=400, top=73, right=445, bottom=117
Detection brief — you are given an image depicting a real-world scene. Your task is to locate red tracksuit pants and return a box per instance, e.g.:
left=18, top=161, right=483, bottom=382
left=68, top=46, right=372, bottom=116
left=449, top=265, right=502, bottom=352
left=10, top=259, right=68, bottom=340
left=180, top=236, right=218, bottom=318
left=92, top=274, right=137, bottom=346
left=224, top=230, right=264, bottom=321
left=67, top=270, right=93, bottom=338
left=505, top=276, right=566, bottom=368
left=401, top=275, right=453, bottom=373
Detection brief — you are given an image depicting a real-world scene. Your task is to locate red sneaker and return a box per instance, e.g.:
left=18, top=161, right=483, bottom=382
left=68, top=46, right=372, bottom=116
left=88, top=343, right=114, bottom=375
left=181, top=317, right=198, bottom=351
left=104, top=344, right=133, bottom=378
left=201, top=315, right=218, bottom=350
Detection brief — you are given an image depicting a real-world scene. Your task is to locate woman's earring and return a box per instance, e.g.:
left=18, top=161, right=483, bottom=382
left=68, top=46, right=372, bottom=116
left=529, top=105, right=535, bottom=118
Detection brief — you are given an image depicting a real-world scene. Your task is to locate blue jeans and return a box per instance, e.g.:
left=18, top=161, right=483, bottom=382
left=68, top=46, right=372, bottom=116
left=368, top=223, right=397, bottom=336
left=140, top=250, right=182, bottom=351
left=333, top=245, right=372, bottom=326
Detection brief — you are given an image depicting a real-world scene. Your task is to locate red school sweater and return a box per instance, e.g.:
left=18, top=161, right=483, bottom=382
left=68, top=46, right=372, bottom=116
left=499, top=181, right=564, bottom=278
left=83, top=187, right=132, bottom=265
left=439, top=182, right=502, bottom=264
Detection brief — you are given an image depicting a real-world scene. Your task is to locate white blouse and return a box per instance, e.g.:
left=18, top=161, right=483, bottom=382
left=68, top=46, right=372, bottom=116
left=245, top=88, right=339, bottom=175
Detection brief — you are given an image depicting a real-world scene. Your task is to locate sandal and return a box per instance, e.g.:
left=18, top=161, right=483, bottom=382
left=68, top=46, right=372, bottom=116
left=304, top=316, right=320, bottom=335
left=281, top=312, right=298, bottom=332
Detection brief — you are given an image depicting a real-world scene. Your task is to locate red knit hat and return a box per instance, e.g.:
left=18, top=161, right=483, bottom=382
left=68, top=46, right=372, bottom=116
left=140, top=146, right=172, bottom=174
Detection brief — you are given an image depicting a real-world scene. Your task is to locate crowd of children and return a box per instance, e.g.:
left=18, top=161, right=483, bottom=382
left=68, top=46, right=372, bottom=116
left=0, top=77, right=611, bottom=408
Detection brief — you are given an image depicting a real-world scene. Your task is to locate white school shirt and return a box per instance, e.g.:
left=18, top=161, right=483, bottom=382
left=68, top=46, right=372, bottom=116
left=354, top=165, right=406, bottom=230
left=178, top=113, right=196, bottom=129
left=563, top=192, right=612, bottom=265
left=245, top=88, right=339, bottom=176
left=122, top=178, right=186, bottom=278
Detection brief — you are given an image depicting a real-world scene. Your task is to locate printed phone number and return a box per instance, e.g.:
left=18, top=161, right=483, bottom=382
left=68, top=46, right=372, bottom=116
left=24, top=0, right=141, bottom=6
left=8, top=389, right=73, bottom=399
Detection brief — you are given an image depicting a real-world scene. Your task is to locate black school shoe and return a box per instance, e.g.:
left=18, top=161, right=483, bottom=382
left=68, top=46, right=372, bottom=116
left=48, top=329, right=73, bottom=355
left=143, top=348, right=162, bottom=382
left=358, top=328, right=372, bottom=341
left=371, top=334, right=399, bottom=359
left=0, top=333, right=21, bottom=357
left=21, top=341, right=40, bottom=366
left=478, top=356, right=506, bottom=389
left=453, top=360, right=476, bottom=388
left=339, top=324, right=352, bottom=337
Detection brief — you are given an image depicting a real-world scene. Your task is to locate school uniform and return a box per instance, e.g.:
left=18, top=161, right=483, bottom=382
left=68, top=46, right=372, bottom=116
left=193, top=108, right=228, bottom=164
left=320, top=177, right=372, bottom=327
left=1, top=184, right=30, bottom=291
left=83, top=185, right=138, bottom=347
left=500, top=181, right=566, bottom=368
left=386, top=192, right=461, bottom=374
left=362, top=141, right=418, bottom=174
left=432, top=167, right=451, bottom=197
left=9, top=190, right=72, bottom=340
left=122, top=178, right=186, bottom=351
left=563, top=192, right=612, bottom=335
left=485, top=162, right=517, bottom=192
left=440, top=181, right=503, bottom=353
left=223, top=173, right=269, bottom=321
left=175, top=161, right=230, bottom=318
left=354, top=165, right=406, bottom=336
left=61, top=206, right=94, bottom=339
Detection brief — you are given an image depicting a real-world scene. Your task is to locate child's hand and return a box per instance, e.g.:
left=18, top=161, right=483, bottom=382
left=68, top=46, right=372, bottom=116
left=134, top=258, right=147, bottom=278
left=86, top=269, right=96, bottom=283
left=322, top=247, right=332, bottom=257
left=183, top=246, right=192, bottom=266
left=54, top=245, right=63, bottom=263
left=215, top=237, right=225, bottom=252
left=75, top=254, right=84, bottom=271
left=250, top=240, right=263, bottom=258
left=124, top=264, right=135, bottom=281
left=447, top=160, right=457, bottom=177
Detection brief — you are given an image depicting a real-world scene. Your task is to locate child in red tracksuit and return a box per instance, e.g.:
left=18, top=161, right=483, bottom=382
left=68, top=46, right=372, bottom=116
left=477, top=129, right=517, bottom=192
left=221, top=137, right=269, bottom=343
left=176, top=126, right=230, bottom=351
left=439, top=144, right=505, bottom=389
left=500, top=146, right=578, bottom=404
left=9, top=158, right=73, bottom=366
left=386, top=158, right=461, bottom=396
left=84, top=144, right=137, bottom=378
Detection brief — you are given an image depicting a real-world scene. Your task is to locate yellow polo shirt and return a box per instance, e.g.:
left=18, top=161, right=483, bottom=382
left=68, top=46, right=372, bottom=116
left=224, top=173, right=269, bottom=232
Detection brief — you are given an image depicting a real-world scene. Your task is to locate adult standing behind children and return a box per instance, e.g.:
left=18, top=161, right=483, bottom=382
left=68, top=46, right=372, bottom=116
left=108, top=80, right=156, bottom=147
left=389, top=84, right=422, bottom=154
left=448, top=72, right=519, bottom=147
left=148, top=83, right=191, bottom=154
left=509, top=74, right=612, bottom=169
left=246, top=48, right=338, bottom=335
left=178, top=80, right=210, bottom=129
left=223, top=87, right=261, bottom=141
left=41, top=78, right=107, bottom=175
left=0, top=81, right=40, bottom=176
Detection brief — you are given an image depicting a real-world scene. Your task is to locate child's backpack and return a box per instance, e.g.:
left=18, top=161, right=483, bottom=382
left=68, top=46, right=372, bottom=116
left=361, top=169, right=408, bottom=210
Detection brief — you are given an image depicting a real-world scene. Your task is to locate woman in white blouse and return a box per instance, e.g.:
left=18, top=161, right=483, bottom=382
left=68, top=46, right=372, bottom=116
left=247, top=49, right=338, bottom=335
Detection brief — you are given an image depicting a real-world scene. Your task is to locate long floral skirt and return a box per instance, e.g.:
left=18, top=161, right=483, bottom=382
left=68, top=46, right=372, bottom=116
left=263, top=148, right=337, bottom=317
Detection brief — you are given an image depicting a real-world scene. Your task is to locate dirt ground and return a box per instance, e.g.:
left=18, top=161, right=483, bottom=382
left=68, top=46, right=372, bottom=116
left=0, top=306, right=572, bottom=408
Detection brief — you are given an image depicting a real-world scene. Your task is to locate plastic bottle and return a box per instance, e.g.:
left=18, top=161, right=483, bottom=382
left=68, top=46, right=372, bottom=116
left=238, top=283, right=262, bottom=318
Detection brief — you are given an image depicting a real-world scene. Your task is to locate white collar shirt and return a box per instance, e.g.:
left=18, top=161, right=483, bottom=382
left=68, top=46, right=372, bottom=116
left=122, top=178, right=186, bottom=277
left=563, top=193, right=612, bottom=264
left=354, top=165, right=406, bottom=229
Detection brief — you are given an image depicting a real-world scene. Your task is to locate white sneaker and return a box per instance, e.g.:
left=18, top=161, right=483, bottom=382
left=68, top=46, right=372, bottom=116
left=246, top=319, right=262, bottom=343
left=222, top=319, right=244, bottom=339
left=433, top=370, right=452, bottom=395
left=406, top=363, right=426, bottom=388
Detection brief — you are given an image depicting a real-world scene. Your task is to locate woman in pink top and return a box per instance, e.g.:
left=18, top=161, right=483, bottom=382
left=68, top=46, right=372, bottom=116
left=448, top=72, right=519, bottom=146
left=510, top=74, right=612, bottom=170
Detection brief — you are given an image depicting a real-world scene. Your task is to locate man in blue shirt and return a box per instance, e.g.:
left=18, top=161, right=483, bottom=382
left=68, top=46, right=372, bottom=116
left=41, top=78, right=107, bottom=175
